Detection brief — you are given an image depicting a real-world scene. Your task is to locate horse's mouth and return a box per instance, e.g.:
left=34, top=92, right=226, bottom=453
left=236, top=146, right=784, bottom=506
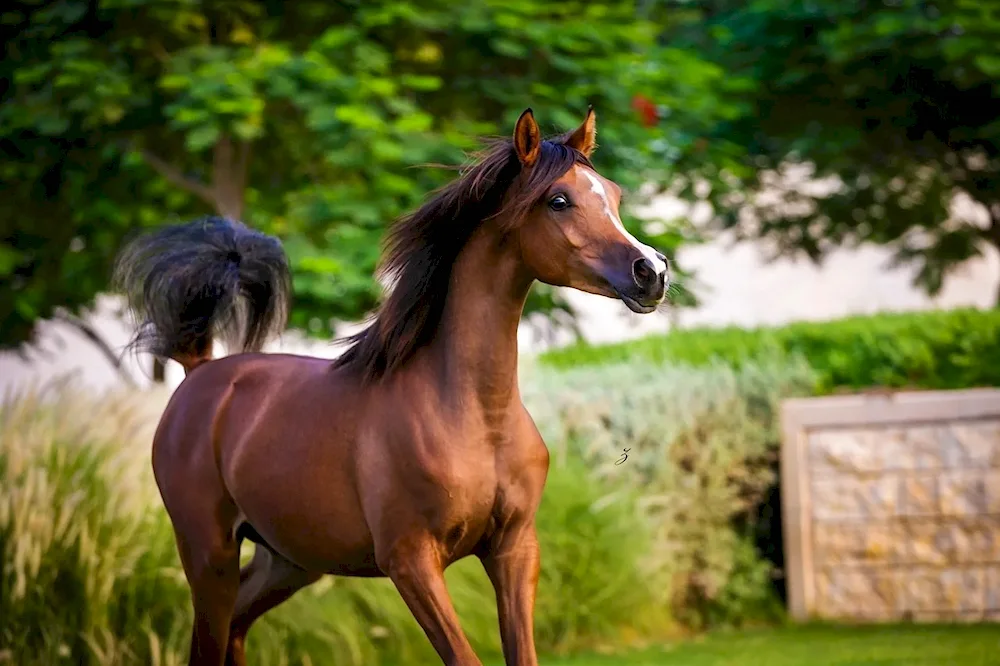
left=617, top=292, right=660, bottom=314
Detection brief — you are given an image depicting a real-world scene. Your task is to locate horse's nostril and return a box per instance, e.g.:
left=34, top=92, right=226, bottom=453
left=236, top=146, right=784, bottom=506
left=631, top=257, right=657, bottom=289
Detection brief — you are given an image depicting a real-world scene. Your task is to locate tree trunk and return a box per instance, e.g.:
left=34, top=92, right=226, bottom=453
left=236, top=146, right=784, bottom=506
left=138, top=135, right=251, bottom=221
left=211, top=135, right=250, bottom=221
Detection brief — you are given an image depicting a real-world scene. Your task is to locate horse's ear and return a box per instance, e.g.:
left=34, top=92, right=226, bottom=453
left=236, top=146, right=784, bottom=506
left=565, top=106, right=597, bottom=157
left=513, top=108, right=541, bottom=167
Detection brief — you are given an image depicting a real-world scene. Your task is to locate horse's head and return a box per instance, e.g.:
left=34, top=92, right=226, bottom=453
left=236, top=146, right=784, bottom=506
left=511, top=108, right=668, bottom=314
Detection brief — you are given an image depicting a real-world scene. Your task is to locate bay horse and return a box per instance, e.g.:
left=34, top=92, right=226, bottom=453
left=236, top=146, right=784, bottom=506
left=114, top=108, right=668, bottom=666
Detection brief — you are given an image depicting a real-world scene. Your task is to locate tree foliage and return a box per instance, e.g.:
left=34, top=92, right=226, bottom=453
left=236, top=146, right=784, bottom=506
left=1, top=0, right=731, bottom=349
left=666, top=0, right=1000, bottom=300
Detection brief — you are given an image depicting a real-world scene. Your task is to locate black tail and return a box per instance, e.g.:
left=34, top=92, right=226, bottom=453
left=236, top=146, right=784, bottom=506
left=113, top=216, right=291, bottom=371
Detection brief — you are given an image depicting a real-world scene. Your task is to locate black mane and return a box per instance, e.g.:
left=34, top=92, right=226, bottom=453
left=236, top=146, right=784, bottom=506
left=333, top=135, right=591, bottom=383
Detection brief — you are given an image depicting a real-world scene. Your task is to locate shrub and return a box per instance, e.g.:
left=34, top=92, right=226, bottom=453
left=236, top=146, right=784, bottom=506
left=522, top=353, right=816, bottom=629
left=0, top=381, right=664, bottom=665
left=538, top=308, right=1000, bottom=394
left=533, top=454, right=672, bottom=653
left=531, top=306, right=1000, bottom=628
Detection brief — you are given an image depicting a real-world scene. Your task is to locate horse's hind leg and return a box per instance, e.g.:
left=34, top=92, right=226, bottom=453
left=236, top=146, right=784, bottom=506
left=169, top=509, right=241, bottom=666
left=156, top=446, right=241, bottom=665
left=225, top=544, right=321, bottom=666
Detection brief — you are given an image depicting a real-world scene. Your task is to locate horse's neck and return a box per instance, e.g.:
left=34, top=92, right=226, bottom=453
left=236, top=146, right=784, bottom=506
left=430, top=227, right=532, bottom=413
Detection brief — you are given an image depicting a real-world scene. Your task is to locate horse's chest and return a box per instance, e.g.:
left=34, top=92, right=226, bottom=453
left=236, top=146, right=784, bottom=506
left=423, top=446, right=504, bottom=556
left=435, top=452, right=498, bottom=513
left=374, top=397, right=529, bottom=557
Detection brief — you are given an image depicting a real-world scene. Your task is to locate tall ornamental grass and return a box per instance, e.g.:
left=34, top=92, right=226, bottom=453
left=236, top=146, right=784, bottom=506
left=1, top=378, right=665, bottom=665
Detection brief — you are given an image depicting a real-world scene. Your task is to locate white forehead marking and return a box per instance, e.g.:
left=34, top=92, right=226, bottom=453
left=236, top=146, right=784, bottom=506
left=580, top=168, right=667, bottom=274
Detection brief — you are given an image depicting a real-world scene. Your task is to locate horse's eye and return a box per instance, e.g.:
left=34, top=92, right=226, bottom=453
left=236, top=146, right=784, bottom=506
left=548, top=194, right=570, bottom=211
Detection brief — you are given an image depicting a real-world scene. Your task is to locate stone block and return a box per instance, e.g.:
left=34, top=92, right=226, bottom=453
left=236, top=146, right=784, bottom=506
left=899, top=475, right=938, bottom=516
left=904, top=426, right=948, bottom=470
left=813, top=521, right=904, bottom=565
left=905, top=519, right=1000, bottom=565
left=956, top=610, right=989, bottom=623
left=939, top=472, right=989, bottom=516
left=809, top=429, right=883, bottom=475
left=810, top=426, right=943, bottom=474
left=985, top=471, right=1000, bottom=513
left=942, top=421, right=1000, bottom=469
left=986, top=568, right=1000, bottom=612
left=905, top=521, right=946, bottom=566
left=909, top=610, right=986, bottom=623
left=815, top=567, right=901, bottom=620
left=812, top=477, right=899, bottom=521
left=904, top=568, right=984, bottom=615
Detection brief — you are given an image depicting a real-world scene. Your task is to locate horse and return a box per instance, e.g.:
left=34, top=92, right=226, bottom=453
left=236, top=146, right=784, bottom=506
left=113, top=107, right=668, bottom=666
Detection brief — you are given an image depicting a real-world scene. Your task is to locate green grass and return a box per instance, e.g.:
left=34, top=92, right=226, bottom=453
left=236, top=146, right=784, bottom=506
left=484, top=624, right=999, bottom=666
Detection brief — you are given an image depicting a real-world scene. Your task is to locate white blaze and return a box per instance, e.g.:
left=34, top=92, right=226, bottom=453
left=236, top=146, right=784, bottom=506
left=581, top=169, right=667, bottom=274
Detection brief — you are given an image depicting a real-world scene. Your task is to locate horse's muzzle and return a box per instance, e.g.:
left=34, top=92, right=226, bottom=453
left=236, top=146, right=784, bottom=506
left=613, top=254, right=667, bottom=313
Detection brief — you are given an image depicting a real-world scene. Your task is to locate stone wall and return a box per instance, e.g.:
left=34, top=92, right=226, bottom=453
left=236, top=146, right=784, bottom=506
left=780, top=389, right=1000, bottom=623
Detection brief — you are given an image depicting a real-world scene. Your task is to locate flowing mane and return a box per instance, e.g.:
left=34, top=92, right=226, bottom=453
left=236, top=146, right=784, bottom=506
left=334, top=133, right=593, bottom=383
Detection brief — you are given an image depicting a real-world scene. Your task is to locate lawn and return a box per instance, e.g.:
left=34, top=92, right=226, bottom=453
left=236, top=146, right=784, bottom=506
left=484, top=624, right=999, bottom=666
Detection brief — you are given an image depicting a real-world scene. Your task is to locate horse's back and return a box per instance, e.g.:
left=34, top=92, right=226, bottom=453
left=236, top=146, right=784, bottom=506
left=155, top=352, right=352, bottom=463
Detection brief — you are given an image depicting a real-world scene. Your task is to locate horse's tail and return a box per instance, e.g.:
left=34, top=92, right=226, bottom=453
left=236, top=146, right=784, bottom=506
left=113, top=216, right=292, bottom=375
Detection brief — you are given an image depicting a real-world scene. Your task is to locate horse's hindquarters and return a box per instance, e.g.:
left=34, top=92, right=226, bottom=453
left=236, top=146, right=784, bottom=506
left=161, top=353, right=378, bottom=575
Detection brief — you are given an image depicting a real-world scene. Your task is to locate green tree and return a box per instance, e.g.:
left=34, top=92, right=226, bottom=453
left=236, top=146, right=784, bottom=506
left=665, top=0, right=1000, bottom=301
left=2, top=0, right=733, bottom=365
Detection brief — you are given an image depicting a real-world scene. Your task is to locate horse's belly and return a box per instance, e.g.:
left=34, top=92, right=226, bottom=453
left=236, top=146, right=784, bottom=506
left=225, top=443, right=377, bottom=573
left=236, top=515, right=382, bottom=576
left=236, top=497, right=381, bottom=574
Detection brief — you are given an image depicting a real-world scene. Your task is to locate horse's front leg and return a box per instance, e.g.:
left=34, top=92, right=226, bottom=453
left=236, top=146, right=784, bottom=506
left=381, top=535, right=483, bottom=666
left=480, top=523, right=540, bottom=666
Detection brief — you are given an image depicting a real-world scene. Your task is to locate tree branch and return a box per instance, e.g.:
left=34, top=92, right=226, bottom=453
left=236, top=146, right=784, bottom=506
left=52, top=310, right=137, bottom=387
left=138, top=147, right=217, bottom=207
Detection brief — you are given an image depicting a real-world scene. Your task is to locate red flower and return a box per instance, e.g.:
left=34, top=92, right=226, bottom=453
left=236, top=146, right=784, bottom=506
left=631, top=94, right=658, bottom=128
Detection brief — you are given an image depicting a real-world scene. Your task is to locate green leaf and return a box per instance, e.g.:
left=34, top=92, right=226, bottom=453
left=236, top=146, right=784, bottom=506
left=399, top=74, right=442, bottom=91
left=0, top=246, right=22, bottom=275
left=184, top=124, right=220, bottom=152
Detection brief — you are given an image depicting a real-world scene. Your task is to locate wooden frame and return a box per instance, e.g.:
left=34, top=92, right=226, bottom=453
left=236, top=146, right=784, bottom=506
left=780, top=387, right=1000, bottom=621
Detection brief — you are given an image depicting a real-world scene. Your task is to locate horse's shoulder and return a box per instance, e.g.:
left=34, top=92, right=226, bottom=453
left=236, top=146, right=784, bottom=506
left=495, top=403, right=550, bottom=487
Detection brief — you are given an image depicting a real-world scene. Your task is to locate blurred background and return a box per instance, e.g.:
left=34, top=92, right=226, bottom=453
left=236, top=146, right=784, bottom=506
left=1, top=1, right=998, bottom=665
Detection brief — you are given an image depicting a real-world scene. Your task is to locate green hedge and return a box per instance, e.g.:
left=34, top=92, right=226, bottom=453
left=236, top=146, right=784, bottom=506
left=539, top=308, right=1000, bottom=394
